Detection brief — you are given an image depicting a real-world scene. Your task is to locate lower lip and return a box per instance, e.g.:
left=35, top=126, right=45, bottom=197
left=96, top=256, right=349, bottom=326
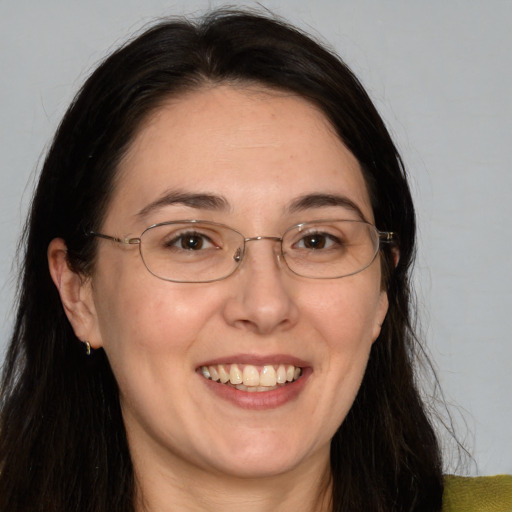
left=200, top=368, right=311, bottom=410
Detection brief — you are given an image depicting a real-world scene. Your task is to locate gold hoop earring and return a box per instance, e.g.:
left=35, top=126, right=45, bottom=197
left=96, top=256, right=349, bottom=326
left=84, top=341, right=91, bottom=356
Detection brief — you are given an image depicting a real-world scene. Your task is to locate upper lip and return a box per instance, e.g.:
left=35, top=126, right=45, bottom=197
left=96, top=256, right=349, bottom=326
left=197, top=353, right=310, bottom=368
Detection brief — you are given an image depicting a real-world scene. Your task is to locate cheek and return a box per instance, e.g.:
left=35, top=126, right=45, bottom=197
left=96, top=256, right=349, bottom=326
left=287, top=276, right=384, bottom=443
left=92, top=277, right=227, bottom=435
left=303, top=275, right=385, bottom=397
left=92, top=266, right=223, bottom=363
left=304, top=275, right=384, bottom=346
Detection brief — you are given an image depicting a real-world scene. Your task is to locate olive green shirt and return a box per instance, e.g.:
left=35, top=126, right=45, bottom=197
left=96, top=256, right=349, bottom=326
left=443, top=475, right=512, bottom=512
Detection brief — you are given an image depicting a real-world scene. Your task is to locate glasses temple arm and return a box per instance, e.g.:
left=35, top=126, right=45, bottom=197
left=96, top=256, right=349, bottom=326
left=89, top=231, right=141, bottom=245
left=378, top=231, right=396, bottom=242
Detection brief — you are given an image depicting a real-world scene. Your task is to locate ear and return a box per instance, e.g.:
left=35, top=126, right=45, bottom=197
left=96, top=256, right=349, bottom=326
left=372, top=290, right=389, bottom=342
left=47, top=238, right=102, bottom=348
left=391, top=246, right=400, bottom=268
left=372, top=246, right=398, bottom=341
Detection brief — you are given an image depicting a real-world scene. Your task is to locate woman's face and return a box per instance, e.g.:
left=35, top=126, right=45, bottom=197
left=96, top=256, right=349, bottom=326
left=81, top=85, right=388, bottom=479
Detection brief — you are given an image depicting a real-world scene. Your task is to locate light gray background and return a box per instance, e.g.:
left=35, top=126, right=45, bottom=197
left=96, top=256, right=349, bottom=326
left=1, top=1, right=510, bottom=476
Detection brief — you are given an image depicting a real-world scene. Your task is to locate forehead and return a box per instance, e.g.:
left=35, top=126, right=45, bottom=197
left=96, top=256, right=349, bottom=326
left=107, top=85, right=373, bottom=229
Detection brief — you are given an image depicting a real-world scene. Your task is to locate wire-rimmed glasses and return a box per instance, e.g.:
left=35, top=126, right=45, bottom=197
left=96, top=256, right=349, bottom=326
left=90, top=219, right=394, bottom=283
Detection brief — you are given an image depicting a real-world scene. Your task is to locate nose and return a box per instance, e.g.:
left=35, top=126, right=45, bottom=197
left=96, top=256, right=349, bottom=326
left=222, top=237, right=300, bottom=335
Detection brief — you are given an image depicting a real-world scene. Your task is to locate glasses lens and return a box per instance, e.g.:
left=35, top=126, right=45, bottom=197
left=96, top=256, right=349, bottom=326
left=282, top=220, right=379, bottom=278
left=139, top=221, right=243, bottom=282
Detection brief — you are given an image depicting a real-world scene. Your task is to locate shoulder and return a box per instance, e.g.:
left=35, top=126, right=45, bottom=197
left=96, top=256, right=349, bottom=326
left=442, top=475, right=512, bottom=512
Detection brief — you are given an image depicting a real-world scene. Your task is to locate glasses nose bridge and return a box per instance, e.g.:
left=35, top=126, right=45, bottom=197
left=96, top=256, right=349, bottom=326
left=238, top=235, right=284, bottom=265
left=244, top=235, right=283, bottom=254
left=244, top=235, right=282, bottom=244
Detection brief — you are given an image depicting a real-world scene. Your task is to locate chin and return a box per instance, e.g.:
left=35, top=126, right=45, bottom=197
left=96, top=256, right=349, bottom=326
left=196, top=429, right=325, bottom=480
left=208, top=453, right=306, bottom=480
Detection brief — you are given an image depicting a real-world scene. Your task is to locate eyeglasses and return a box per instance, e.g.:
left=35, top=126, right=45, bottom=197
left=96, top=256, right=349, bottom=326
left=90, top=219, right=394, bottom=283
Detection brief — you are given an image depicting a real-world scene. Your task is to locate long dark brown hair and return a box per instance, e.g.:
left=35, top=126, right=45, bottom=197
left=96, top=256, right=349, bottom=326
left=0, top=10, right=443, bottom=511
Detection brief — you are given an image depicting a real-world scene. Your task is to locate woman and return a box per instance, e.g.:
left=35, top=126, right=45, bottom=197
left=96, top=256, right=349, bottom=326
left=0, top=9, right=468, bottom=512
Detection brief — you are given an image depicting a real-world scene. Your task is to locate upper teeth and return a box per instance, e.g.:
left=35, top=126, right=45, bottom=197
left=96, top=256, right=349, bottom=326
left=201, top=364, right=302, bottom=388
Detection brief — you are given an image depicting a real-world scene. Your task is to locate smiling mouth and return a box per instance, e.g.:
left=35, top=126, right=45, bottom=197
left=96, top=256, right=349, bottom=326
left=200, top=364, right=302, bottom=392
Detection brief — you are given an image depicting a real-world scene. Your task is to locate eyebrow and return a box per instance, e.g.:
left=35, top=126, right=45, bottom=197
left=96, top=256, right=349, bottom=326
left=136, top=190, right=367, bottom=222
left=136, top=190, right=229, bottom=218
left=287, top=193, right=367, bottom=221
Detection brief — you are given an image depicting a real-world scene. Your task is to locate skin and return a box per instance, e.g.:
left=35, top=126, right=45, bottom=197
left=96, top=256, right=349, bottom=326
left=49, top=85, right=389, bottom=512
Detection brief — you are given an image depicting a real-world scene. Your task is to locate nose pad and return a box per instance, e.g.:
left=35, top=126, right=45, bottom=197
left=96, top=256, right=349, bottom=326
left=233, top=246, right=243, bottom=263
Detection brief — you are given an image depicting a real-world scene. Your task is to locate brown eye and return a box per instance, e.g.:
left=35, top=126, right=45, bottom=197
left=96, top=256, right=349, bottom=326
left=298, top=234, right=337, bottom=250
left=164, top=231, right=215, bottom=251
left=180, top=234, right=204, bottom=250
left=303, top=234, right=326, bottom=249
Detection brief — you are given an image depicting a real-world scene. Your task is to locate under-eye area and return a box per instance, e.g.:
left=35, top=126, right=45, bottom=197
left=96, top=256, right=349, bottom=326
left=200, top=364, right=303, bottom=392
